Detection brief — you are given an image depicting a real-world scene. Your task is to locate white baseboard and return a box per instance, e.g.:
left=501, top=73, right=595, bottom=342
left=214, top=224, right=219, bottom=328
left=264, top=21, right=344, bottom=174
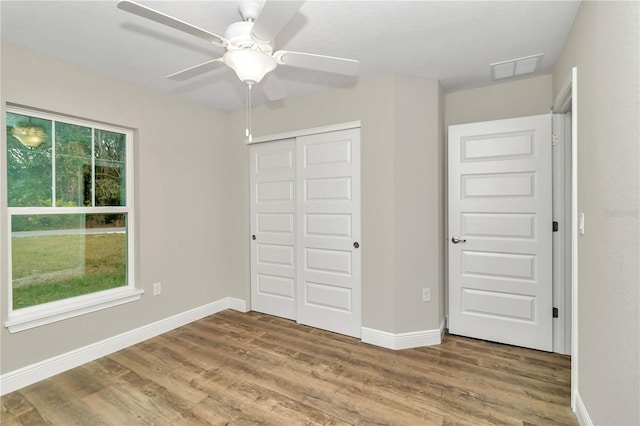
left=573, top=391, right=593, bottom=426
left=227, top=297, right=248, bottom=313
left=361, top=320, right=445, bottom=350
left=0, top=297, right=247, bottom=396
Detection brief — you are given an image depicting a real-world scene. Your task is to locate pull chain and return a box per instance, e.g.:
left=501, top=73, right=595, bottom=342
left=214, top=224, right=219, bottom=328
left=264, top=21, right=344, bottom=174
left=245, top=83, right=253, bottom=143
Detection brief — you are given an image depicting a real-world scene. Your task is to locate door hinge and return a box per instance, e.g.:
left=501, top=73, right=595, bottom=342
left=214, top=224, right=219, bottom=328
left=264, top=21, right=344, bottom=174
left=553, top=221, right=559, bottom=232
left=553, top=307, right=559, bottom=318
left=552, top=134, right=559, bottom=146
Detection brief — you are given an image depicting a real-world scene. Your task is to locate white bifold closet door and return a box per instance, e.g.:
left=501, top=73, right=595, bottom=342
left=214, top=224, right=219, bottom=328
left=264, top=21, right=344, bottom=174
left=250, top=128, right=361, bottom=338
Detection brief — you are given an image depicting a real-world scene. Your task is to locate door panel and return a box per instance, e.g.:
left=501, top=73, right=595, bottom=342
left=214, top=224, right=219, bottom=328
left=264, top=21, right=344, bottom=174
left=305, top=177, right=352, bottom=201
left=256, top=274, right=295, bottom=299
left=461, top=132, right=534, bottom=160
left=257, top=243, right=295, bottom=266
left=305, top=247, right=353, bottom=275
left=257, top=181, right=294, bottom=202
left=448, top=115, right=552, bottom=351
left=461, top=213, right=536, bottom=239
left=305, top=281, right=352, bottom=312
left=462, top=172, right=535, bottom=198
left=461, top=289, right=536, bottom=321
left=256, top=213, right=294, bottom=235
left=250, top=139, right=296, bottom=320
left=461, top=251, right=536, bottom=280
left=297, top=128, right=361, bottom=338
left=305, top=214, right=352, bottom=238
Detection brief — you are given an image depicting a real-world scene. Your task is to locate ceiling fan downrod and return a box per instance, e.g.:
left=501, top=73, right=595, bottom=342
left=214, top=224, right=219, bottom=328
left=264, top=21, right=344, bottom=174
left=245, top=83, right=253, bottom=143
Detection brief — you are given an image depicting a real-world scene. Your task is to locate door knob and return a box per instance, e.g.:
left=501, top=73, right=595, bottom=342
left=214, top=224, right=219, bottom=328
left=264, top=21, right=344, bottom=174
left=451, top=236, right=466, bottom=244
left=353, top=242, right=360, bottom=249
left=252, top=234, right=256, bottom=240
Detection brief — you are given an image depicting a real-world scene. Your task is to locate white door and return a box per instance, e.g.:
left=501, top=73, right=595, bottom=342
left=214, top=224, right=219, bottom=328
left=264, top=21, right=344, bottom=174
left=296, top=128, right=361, bottom=338
left=250, top=139, right=297, bottom=320
left=448, top=115, right=553, bottom=351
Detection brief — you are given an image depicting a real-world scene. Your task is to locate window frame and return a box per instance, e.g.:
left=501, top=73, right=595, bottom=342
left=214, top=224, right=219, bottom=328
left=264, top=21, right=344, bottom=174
left=4, top=105, right=142, bottom=333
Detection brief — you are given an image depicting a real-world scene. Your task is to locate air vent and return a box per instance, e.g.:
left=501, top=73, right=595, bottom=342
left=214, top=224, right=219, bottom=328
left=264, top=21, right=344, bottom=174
left=491, top=54, right=543, bottom=81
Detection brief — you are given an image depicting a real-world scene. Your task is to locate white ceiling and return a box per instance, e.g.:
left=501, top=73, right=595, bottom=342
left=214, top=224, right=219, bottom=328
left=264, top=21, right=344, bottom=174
left=1, top=1, right=580, bottom=112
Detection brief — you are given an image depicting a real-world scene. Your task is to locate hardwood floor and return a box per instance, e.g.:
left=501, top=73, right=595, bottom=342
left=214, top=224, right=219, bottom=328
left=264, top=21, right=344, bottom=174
left=1, top=310, right=576, bottom=425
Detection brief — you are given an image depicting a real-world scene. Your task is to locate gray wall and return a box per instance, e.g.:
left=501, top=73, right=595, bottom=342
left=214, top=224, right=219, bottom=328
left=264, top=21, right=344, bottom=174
left=553, top=2, right=640, bottom=424
left=445, top=74, right=552, bottom=126
left=393, top=77, right=445, bottom=331
left=230, top=75, right=445, bottom=333
left=0, top=42, right=244, bottom=373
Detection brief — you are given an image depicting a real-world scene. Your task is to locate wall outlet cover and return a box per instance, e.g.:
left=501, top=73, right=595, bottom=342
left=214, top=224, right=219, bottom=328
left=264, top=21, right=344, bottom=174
left=422, top=288, right=431, bottom=302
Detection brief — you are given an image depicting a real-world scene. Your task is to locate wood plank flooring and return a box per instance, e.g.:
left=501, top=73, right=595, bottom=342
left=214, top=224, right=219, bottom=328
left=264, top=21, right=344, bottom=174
left=1, top=310, right=576, bottom=425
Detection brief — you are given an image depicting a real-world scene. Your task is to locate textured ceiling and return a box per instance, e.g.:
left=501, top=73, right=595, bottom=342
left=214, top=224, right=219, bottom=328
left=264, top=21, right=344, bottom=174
left=0, top=1, right=580, bottom=112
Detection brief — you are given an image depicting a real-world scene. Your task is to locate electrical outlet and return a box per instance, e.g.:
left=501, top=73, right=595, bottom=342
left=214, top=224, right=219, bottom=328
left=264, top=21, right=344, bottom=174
left=422, top=288, right=431, bottom=302
left=153, top=282, right=162, bottom=296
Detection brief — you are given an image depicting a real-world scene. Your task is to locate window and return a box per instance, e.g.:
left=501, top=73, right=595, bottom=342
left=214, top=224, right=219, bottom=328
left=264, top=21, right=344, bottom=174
left=4, top=106, right=141, bottom=332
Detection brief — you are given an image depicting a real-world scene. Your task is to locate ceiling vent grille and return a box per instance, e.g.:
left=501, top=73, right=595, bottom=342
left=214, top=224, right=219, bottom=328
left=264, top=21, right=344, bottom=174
left=491, top=54, right=543, bottom=81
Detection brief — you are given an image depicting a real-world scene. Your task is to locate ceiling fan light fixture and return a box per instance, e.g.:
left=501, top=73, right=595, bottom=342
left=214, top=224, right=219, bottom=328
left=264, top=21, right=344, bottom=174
left=224, top=49, right=276, bottom=84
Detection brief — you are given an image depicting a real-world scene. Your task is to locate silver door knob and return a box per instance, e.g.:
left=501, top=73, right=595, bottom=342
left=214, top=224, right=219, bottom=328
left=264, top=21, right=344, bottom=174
left=451, top=236, right=466, bottom=244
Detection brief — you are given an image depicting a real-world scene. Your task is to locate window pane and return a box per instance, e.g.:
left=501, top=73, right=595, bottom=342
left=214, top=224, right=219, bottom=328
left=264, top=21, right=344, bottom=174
left=11, top=213, right=128, bottom=310
left=95, top=129, right=126, bottom=206
left=6, top=112, right=52, bottom=207
left=55, top=122, right=93, bottom=207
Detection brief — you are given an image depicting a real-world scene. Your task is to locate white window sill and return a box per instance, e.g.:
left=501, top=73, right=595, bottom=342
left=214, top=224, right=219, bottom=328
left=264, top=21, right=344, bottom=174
left=4, top=287, right=144, bottom=333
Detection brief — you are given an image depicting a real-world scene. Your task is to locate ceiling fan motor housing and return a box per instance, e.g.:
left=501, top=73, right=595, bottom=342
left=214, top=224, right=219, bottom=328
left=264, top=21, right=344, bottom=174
left=225, top=21, right=272, bottom=53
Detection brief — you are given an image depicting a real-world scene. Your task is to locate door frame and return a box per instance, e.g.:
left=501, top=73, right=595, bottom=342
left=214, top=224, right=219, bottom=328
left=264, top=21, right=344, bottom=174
left=552, top=67, right=578, bottom=411
left=552, top=113, right=572, bottom=356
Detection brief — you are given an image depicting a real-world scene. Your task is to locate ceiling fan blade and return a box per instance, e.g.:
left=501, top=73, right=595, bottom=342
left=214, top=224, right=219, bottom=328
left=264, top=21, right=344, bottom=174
left=167, top=58, right=225, bottom=81
left=261, top=74, right=286, bottom=101
left=251, top=0, right=305, bottom=43
left=274, top=51, right=359, bottom=75
left=117, top=0, right=227, bottom=47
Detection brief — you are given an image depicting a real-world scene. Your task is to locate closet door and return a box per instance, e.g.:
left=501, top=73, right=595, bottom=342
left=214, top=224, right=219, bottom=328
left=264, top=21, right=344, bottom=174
left=250, top=139, right=297, bottom=320
left=296, top=128, right=361, bottom=338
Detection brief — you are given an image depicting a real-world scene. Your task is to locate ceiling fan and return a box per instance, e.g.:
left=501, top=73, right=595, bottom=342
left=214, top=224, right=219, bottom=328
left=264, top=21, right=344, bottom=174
left=116, top=0, right=360, bottom=102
